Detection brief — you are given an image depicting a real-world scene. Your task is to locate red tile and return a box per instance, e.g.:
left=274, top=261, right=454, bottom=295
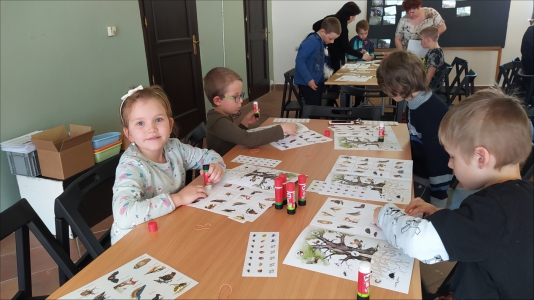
left=0, top=245, right=58, bottom=282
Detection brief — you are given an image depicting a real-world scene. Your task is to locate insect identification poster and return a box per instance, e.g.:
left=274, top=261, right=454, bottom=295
left=59, top=254, right=197, bottom=300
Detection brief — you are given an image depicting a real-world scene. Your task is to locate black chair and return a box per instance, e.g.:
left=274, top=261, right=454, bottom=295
left=2, top=199, right=77, bottom=299
left=445, top=69, right=477, bottom=106
left=182, top=121, right=207, bottom=184
left=497, top=59, right=523, bottom=95
left=429, top=62, right=453, bottom=92
left=518, top=68, right=534, bottom=110
left=280, top=68, right=304, bottom=117
left=339, top=86, right=388, bottom=107
left=436, top=57, right=469, bottom=103
left=301, top=104, right=382, bottom=121
left=54, top=154, right=120, bottom=285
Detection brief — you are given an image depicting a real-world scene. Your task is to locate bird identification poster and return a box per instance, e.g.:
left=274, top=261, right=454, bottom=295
left=283, top=198, right=414, bottom=294
left=59, top=253, right=197, bottom=300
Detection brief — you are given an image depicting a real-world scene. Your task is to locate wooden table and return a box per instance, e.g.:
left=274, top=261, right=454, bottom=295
left=325, top=62, right=405, bottom=121
left=49, top=119, right=420, bottom=299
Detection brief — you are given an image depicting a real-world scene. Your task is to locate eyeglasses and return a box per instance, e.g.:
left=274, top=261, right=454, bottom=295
left=222, top=92, right=245, bottom=103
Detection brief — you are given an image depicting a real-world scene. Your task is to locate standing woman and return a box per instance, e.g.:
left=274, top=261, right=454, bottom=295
left=313, top=1, right=372, bottom=72
left=395, top=0, right=446, bottom=50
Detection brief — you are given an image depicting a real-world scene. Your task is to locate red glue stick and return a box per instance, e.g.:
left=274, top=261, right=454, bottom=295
left=203, top=164, right=212, bottom=189
left=253, top=101, right=260, bottom=118
left=286, top=182, right=296, bottom=215
left=279, top=173, right=287, bottom=205
left=274, top=177, right=284, bottom=210
left=357, top=261, right=371, bottom=300
left=298, top=174, right=307, bottom=206
left=378, top=122, right=385, bottom=143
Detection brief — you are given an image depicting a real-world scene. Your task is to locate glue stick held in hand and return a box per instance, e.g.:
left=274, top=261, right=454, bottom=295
left=253, top=101, right=260, bottom=118
left=203, top=164, right=212, bottom=190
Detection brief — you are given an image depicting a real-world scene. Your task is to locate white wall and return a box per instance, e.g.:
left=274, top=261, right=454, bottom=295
left=272, top=1, right=532, bottom=86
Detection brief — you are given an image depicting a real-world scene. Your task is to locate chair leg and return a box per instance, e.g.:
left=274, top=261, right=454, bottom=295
left=15, top=227, right=32, bottom=297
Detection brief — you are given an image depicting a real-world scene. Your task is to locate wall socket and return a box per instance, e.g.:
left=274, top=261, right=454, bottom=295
left=107, top=26, right=117, bottom=37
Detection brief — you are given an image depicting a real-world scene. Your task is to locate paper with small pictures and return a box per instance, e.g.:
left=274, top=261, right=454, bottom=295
left=242, top=232, right=280, bottom=277
left=330, top=125, right=402, bottom=151
left=58, top=253, right=198, bottom=300
left=247, top=123, right=332, bottom=150
left=283, top=197, right=414, bottom=294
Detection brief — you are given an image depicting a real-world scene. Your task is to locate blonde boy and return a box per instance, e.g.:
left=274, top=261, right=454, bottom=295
left=205, top=67, right=297, bottom=156
left=374, top=88, right=533, bottom=299
left=347, top=20, right=375, bottom=62
left=420, top=26, right=444, bottom=86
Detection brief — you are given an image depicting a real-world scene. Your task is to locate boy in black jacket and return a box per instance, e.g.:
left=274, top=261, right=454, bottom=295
left=374, top=88, right=533, bottom=299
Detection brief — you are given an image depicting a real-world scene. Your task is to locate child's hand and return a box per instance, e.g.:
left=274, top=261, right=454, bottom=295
left=171, top=185, right=207, bottom=206
left=373, top=207, right=382, bottom=229
left=308, top=79, right=317, bottom=90
left=201, top=163, right=224, bottom=184
left=240, top=110, right=260, bottom=127
left=362, top=49, right=367, bottom=54
left=280, top=123, right=298, bottom=136
left=405, top=197, right=439, bottom=216
left=363, top=53, right=373, bottom=61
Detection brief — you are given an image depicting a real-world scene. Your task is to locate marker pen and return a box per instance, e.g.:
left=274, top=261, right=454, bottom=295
left=286, top=182, right=296, bottom=215
left=203, top=164, right=212, bottom=190
left=253, top=101, right=260, bottom=118
left=298, top=174, right=307, bottom=206
left=274, top=177, right=284, bottom=210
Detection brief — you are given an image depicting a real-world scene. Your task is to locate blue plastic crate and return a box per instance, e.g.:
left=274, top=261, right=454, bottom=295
left=92, top=132, right=121, bottom=149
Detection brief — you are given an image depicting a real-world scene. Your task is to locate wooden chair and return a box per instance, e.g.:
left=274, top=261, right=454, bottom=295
left=436, top=57, right=469, bottom=103
left=429, top=62, right=453, bottom=93
left=54, top=154, right=120, bottom=285
left=301, top=104, right=382, bottom=121
left=1, top=199, right=77, bottom=299
left=280, top=69, right=304, bottom=118
left=497, top=59, right=523, bottom=94
left=445, top=69, right=477, bottom=106
left=182, top=121, right=207, bottom=184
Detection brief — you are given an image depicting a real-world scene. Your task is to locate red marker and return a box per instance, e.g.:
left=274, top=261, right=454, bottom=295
left=203, top=164, right=212, bottom=189
left=279, top=173, right=287, bottom=205
left=286, top=182, right=296, bottom=215
left=298, top=174, right=307, bottom=206
left=274, top=177, right=284, bottom=210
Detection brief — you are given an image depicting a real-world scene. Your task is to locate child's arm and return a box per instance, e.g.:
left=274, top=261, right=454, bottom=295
left=374, top=203, right=450, bottom=263
left=177, top=139, right=226, bottom=176
left=295, top=38, right=317, bottom=90
left=426, top=66, right=437, bottom=86
left=212, top=117, right=287, bottom=148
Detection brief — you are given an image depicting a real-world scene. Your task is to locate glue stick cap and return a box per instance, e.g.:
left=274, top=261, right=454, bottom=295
left=324, top=129, right=330, bottom=137
left=298, top=174, right=306, bottom=183
left=279, top=173, right=287, bottom=181
left=275, top=177, right=283, bottom=187
left=358, top=261, right=371, bottom=273
left=148, top=221, right=158, bottom=232
left=202, top=164, right=210, bottom=171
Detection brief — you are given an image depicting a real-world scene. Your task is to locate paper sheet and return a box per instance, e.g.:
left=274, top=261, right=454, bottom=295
left=407, top=39, right=428, bottom=58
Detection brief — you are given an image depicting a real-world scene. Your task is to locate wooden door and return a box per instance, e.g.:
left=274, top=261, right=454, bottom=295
left=243, top=0, right=270, bottom=101
left=139, top=0, right=205, bottom=139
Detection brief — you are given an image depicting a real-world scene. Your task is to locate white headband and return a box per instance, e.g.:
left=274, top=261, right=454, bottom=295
left=120, top=85, right=143, bottom=124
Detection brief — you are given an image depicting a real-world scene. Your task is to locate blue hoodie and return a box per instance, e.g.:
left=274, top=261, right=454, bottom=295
left=294, top=32, right=325, bottom=86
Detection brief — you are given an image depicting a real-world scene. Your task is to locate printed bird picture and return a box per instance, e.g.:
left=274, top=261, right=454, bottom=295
left=94, top=291, right=107, bottom=300
left=145, top=265, right=166, bottom=275
left=133, top=258, right=151, bottom=269
left=172, top=282, right=190, bottom=294
left=130, top=285, right=146, bottom=300
left=107, top=271, right=119, bottom=283
left=330, top=199, right=344, bottom=205
left=154, top=271, right=176, bottom=284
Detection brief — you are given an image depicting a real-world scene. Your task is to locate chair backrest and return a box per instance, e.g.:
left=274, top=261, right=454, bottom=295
left=2, top=199, right=77, bottom=299
left=339, top=86, right=388, bottom=107
left=301, top=104, right=382, bottom=120
left=54, top=154, right=120, bottom=284
left=429, top=62, right=452, bottom=92
left=521, top=143, right=534, bottom=180
left=446, top=69, right=477, bottom=106
left=182, top=122, right=207, bottom=184
left=497, top=60, right=523, bottom=94
left=448, top=57, right=468, bottom=88
left=517, top=68, right=534, bottom=107
left=281, top=69, right=304, bottom=116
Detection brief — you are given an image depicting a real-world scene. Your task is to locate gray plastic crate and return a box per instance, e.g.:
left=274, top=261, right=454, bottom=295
left=6, top=150, right=41, bottom=177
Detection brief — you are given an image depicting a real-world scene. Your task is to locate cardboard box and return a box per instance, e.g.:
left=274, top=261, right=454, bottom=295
left=31, top=124, right=95, bottom=180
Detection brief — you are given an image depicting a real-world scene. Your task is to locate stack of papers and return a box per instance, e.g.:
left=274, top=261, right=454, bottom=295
left=0, top=131, right=42, bottom=153
left=335, top=75, right=373, bottom=82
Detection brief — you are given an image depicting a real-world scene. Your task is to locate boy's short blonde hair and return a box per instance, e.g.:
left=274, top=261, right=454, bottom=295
left=439, top=87, right=532, bottom=168
left=321, top=17, right=342, bottom=35
left=376, top=50, right=428, bottom=99
left=204, top=67, right=242, bottom=106
left=420, top=26, right=439, bottom=42
left=356, top=20, right=369, bottom=32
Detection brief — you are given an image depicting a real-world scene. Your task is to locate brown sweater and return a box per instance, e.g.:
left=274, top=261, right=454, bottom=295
left=206, top=109, right=284, bottom=156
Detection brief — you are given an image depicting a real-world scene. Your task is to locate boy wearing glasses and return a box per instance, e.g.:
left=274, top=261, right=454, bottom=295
left=205, top=67, right=298, bottom=156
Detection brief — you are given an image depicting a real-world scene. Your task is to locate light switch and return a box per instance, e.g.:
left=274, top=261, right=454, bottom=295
left=107, top=26, right=117, bottom=37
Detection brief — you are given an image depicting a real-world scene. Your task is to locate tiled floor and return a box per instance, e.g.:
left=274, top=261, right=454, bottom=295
left=1, top=88, right=457, bottom=298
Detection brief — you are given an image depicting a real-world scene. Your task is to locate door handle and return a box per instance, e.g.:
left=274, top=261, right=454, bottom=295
left=264, top=28, right=270, bottom=42
left=193, top=34, right=200, bottom=55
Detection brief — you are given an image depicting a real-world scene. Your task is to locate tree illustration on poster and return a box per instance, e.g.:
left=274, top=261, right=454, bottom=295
left=366, top=0, right=511, bottom=48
